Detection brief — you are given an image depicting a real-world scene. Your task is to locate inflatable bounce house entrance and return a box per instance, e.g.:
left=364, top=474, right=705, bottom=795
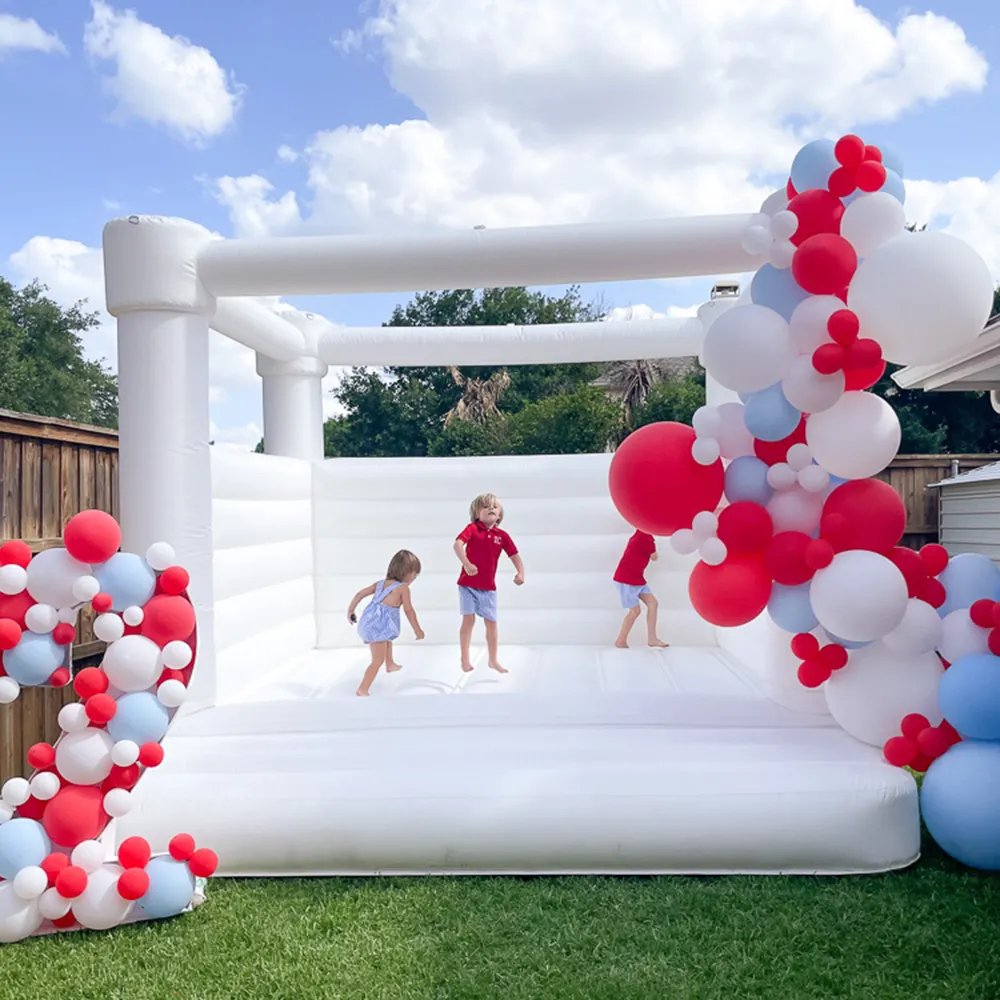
left=2, top=134, right=999, bottom=942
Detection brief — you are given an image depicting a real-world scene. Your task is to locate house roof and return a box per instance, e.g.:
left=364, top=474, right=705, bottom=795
left=893, top=314, right=1000, bottom=392
left=928, top=460, right=1000, bottom=488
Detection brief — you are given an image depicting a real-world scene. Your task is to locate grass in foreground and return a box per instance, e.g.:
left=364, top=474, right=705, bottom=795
left=0, top=837, right=998, bottom=1000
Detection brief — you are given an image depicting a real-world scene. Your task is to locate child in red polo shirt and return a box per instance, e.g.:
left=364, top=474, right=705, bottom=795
left=454, top=492, right=525, bottom=673
left=613, top=529, right=669, bottom=649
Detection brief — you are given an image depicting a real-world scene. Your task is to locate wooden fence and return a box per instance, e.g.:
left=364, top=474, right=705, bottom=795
left=0, top=409, right=119, bottom=782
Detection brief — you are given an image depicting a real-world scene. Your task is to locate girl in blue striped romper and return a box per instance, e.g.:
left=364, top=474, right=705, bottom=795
left=348, top=550, right=425, bottom=696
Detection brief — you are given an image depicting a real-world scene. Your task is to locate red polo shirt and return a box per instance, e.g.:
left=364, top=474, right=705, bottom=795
left=614, top=530, right=656, bottom=586
left=456, top=521, right=518, bottom=590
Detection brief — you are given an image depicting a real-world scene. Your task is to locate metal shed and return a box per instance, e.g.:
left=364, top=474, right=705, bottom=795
left=930, top=460, right=1000, bottom=563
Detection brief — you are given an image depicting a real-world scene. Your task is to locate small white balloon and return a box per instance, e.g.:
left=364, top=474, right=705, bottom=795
left=122, top=606, right=145, bottom=627
left=767, top=485, right=825, bottom=536
left=103, top=789, right=133, bottom=818
left=38, top=887, right=72, bottom=921
left=798, top=464, right=831, bottom=494
left=788, top=295, right=842, bottom=355
left=715, top=402, right=754, bottom=459
left=692, top=436, right=721, bottom=466
left=161, top=640, right=193, bottom=670
left=24, top=603, right=58, bottom=635
left=0, top=678, right=21, bottom=706
left=741, top=224, right=773, bottom=255
left=157, top=679, right=187, bottom=708
left=769, top=210, right=799, bottom=241
left=1, top=778, right=30, bottom=808
left=145, top=541, right=176, bottom=572
left=670, top=529, right=699, bottom=556
left=692, top=405, right=722, bottom=438
left=28, top=772, right=60, bottom=802
left=785, top=443, right=812, bottom=472
left=759, top=189, right=789, bottom=217
left=56, top=606, right=79, bottom=625
left=840, top=192, right=906, bottom=259
left=767, top=239, right=797, bottom=270
left=12, top=866, right=48, bottom=901
left=781, top=354, right=845, bottom=415
left=0, top=564, right=27, bottom=596
left=111, top=739, right=140, bottom=768
left=58, top=702, right=90, bottom=734
left=882, top=599, right=944, bottom=657
left=938, top=609, right=990, bottom=664
left=71, top=840, right=107, bottom=874
left=101, top=634, right=162, bottom=692
left=94, top=613, right=125, bottom=643
left=692, top=511, right=718, bottom=538
left=807, top=391, right=902, bottom=480
left=699, top=538, right=728, bottom=566
left=55, top=729, right=114, bottom=786
left=71, top=575, right=101, bottom=603
left=767, top=463, right=798, bottom=491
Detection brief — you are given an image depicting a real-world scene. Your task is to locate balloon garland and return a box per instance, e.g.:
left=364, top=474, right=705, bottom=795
left=0, top=511, right=217, bottom=942
left=610, top=135, right=1000, bottom=871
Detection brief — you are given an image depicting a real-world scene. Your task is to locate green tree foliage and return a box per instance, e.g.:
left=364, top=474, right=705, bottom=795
left=631, top=372, right=706, bottom=431
left=0, top=278, right=118, bottom=427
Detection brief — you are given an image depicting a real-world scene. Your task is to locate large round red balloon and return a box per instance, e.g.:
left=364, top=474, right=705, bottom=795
left=788, top=189, right=844, bottom=247
left=689, top=554, right=772, bottom=627
left=609, top=422, right=724, bottom=535
left=140, top=595, right=196, bottom=647
left=42, top=784, right=109, bottom=848
left=754, top=418, right=807, bottom=466
left=820, top=479, right=906, bottom=553
left=63, top=510, right=121, bottom=564
left=792, top=234, right=858, bottom=295
left=717, top=502, right=773, bottom=555
left=765, top=531, right=814, bottom=586
left=0, top=592, right=34, bottom=630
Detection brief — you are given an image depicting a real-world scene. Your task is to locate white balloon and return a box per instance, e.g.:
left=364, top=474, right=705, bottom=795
left=701, top=304, right=795, bottom=393
left=145, top=541, right=176, bottom=572
left=715, top=402, right=754, bottom=459
left=692, top=511, right=718, bottom=538
left=759, top=189, right=789, bottom=217
left=781, top=355, right=845, bottom=414
left=71, top=840, right=107, bottom=874
left=788, top=295, right=842, bottom=356
left=56, top=606, right=79, bottom=625
left=161, top=640, right=193, bottom=670
left=71, top=864, right=133, bottom=931
left=58, top=702, right=90, bottom=734
left=157, top=679, right=187, bottom=708
left=101, top=634, right=162, bottom=692
left=28, top=772, right=61, bottom=802
left=766, top=463, right=798, bottom=491
left=111, top=739, right=140, bottom=768
left=1, top=777, right=30, bottom=808
left=741, top=225, right=772, bottom=255
left=71, top=574, right=101, bottom=603
left=882, top=599, right=944, bottom=656
left=692, top=405, right=722, bottom=438
left=0, top=882, right=43, bottom=943
left=94, top=613, right=125, bottom=643
left=0, top=678, right=20, bottom=706
left=840, top=192, right=906, bottom=258
left=38, top=887, right=72, bottom=921
left=55, top=729, right=114, bottom=786
left=811, top=551, right=909, bottom=642
left=825, top=641, right=943, bottom=747
left=122, top=606, right=145, bottom=627
left=770, top=210, right=799, bottom=241
left=12, top=865, right=48, bottom=901
left=0, top=803, right=15, bottom=824
left=806, top=392, right=901, bottom=480
left=25, top=548, right=91, bottom=610
left=785, top=443, right=812, bottom=472
left=797, top=465, right=831, bottom=494
left=938, top=609, right=990, bottom=664
left=692, top=436, right=721, bottom=466
left=103, top=789, right=133, bottom=818
left=848, top=230, right=994, bottom=367
left=0, top=565, right=27, bottom=596
left=768, top=239, right=796, bottom=270
left=24, top=603, right=58, bottom=635
left=699, top=538, right=728, bottom=566
left=767, top=485, right=824, bottom=535
left=670, top=529, right=699, bottom=555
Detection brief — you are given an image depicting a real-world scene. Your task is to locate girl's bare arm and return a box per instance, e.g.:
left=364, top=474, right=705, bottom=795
left=511, top=552, right=525, bottom=584
left=347, top=583, right=377, bottom=621
left=454, top=539, right=477, bottom=574
left=400, top=585, right=424, bottom=638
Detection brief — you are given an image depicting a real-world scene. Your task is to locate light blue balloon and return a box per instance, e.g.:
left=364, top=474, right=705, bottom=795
left=724, top=456, right=773, bottom=506
left=106, top=692, right=170, bottom=745
left=790, top=139, right=839, bottom=194
left=939, top=654, right=1000, bottom=740
left=139, top=856, right=197, bottom=919
left=749, top=265, right=809, bottom=322
left=921, top=741, right=1000, bottom=870
left=881, top=168, right=906, bottom=205
left=768, top=583, right=818, bottom=634
left=743, top=383, right=801, bottom=442
left=880, top=146, right=904, bottom=179
left=0, top=818, right=51, bottom=880
left=93, top=553, right=156, bottom=613
left=1, top=632, right=64, bottom=686
left=937, top=553, right=1000, bottom=618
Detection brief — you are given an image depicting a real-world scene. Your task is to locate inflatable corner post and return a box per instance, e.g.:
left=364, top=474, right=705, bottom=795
left=0, top=511, right=217, bottom=943
left=610, top=135, right=1000, bottom=872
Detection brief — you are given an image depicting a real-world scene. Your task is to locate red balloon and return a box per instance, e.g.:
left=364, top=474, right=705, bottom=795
left=49, top=667, right=71, bottom=688
left=819, top=643, right=849, bottom=671
left=16, top=795, right=47, bottom=821
left=0, top=618, right=21, bottom=651
left=919, top=544, right=949, bottom=577
left=92, top=593, right=113, bottom=614
left=63, top=510, right=121, bottom=565
left=85, top=693, right=117, bottom=725
left=909, top=753, right=933, bottom=774
left=887, top=546, right=926, bottom=598
left=688, top=554, right=772, bottom=627
left=140, top=595, right=195, bottom=647
left=0, top=592, right=34, bottom=630
left=916, top=725, right=952, bottom=759
left=27, top=742, right=56, bottom=770
left=610, top=423, right=724, bottom=535
left=827, top=309, right=859, bottom=346
left=970, top=599, right=996, bottom=629
left=55, top=865, right=88, bottom=899
left=812, top=343, right=846, bottom=375
left=40, top=851, right=70, bottom=887
left=805, top=538, right=835, bottom=570
left=786, top=178, right=797, bottom=199
left=798, top=659, right=831, bottom=688
left=0, top=540, right=32, bottom=568
left=74, top=666, right=109, bottom=699
left=921, top=577, right=947, bottom=609
left=158, top=566, right=190, bottom=597
left=788, top=189, right=844, bottom=247
left=835, top=134, right=866, bottom=169
left=52, top=913, right=77, bottom=929
left=189, top=848, right=219, bottom=878
left=791, top=632, right=820, bottom=660
left=992, top=604, right=1000, bottom=629
left=765, top=531, right=814, bottom=586
left=118, top=868, right=151, bottom=901
left=988, top=629, right=1000, bottom=657
left=844, top=358, right=885, bottom=390
left=883, top=736, right=917, bottom=768
left=102, top=764, right=140, bottom=793
left=856, top=160, right=887, bottom=192
left=901, top=713, right=931, bottom=741
left=864, top=144, right=882, bottom=163
left=717, top=502, right=773, bottom=555
left=828, top=166, right=857, bottom=197
left=52, top=623, right=76, bottom=646
left=139, top=742, right=165, bottom=768
left=846, top=338, right=882, bottom=370
left=118, top=836, right=152, bottom=870
left=820, top=479, right=906, bottom=553
left=754, top=418, right=807, bottom=466
left=169, top=833, right=196, bottom=862
left=43, top=785, right=109, bottom=848
left=792, top=234, right=858, bottom=295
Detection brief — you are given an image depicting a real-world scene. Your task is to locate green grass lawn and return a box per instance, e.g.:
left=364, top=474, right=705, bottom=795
left=1, top=836, right=998, bottom=1000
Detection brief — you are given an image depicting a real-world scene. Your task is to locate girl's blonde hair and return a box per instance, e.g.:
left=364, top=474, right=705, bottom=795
left=470, top=493, right=503, bottom=525
left=387, top=549, right=421, bottom=582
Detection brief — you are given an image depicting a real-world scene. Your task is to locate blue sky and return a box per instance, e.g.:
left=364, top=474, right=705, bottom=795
left=1, top=0, right=999, bottom=447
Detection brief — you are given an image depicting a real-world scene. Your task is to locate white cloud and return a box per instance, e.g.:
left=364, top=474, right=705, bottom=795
left=209, top=420, right=262, bottom=453
left=83, top=1, right=244, bottom=144
left=605, top=303, right=700, bottom=322
left=277, top=144, right=299, bottom=163
left=0, top=14, right=66, bottom=54
left=216, top=0, right=987, bottom=239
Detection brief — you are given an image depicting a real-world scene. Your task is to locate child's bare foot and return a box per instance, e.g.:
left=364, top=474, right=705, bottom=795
left=461, top=661, right=475, bottom=673
left=386, top=661, right=403, bottom=673
left=356, top=687, right=370, bottom=697
left=648, top=639, right=670, bottom=648
left=489, top=662, right=508, bottom=674
left=615, top=640, right=629, bottom=649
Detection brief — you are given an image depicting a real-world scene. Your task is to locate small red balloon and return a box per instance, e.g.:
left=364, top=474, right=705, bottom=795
left=970, top=599, right=996, bottom=629
left=888, top=546, right=927, bottom=598
left=827, top=309, right=860, bottom=346
left=791, top=632, right=821, bottom=660
left=827, top=166, right=858, bottom=198
left=909, top=753, right=933, bottom=774
left=856, top=160, right=887, bottom=192
left=139, top=742, right=165, bottom=768
left=48, top=667, right=71, bottom=688
left=844, top=358, right=885, bottom=391
left=158, top=566, right=190, bottom=596
left=812, top=343, right=846, bottom=375
left=188, top=848, right=219, bottom=878
left=901, top=713, right=931, bottom=741
left=74, top=666, right=109, bottom=699
left=52, top=913, right=77, bottom=929
left=0, top=592, right=34, bottom=630
left=717, top=502, right=774, bottom=555
left=140, top=595, right=195, bottom=647
left=819, top=643, right=849, bottom=671
left=0, top=540, right=32, bottom=568
left=798, top=659, right=831, bottom=688
left=883, top=736, right=917, bottom=768
left=688, top=554, right=772, bottom=627
left=15, top=796, right=46, bottom=821
left=765, top=531, right=814, bottom=587
left=63, top=510, right=122, bottom=565
left=920, top=578, right=947, bottom=609
left=40, top=851, right=70, bottom=887
left=754, top=418, right=807, bottom=466
left=43, top=785, right=109, bottom=849
left=863, top=145, right=883, bottom=162
left=27, top=742, right=56, bottom=770
left=0, top=618, right=21, bottom=651
left=103, top=764, right=141, bottom=793
left=835, top=134, right=866, bottom=169
left=55, top=865, right=88, bottom=899
left=988, top=629, right=1000, bottom=657
left=85, top=693, right=117, bottom=725
left=793, top=234, right=858, bottom=296
left=919, top=544, right=949, bottom=577
left=846, top=339, right=882, bottom=370
left=92, top=592, right=113, bottom=614
left=117, top=868, right=151, bottom=901
left=916, top=726, right=951, bottom=759
left=788, top=189, right=845, bottom=247
left=169, top=833, right=196, bottom=862
left=52, top=623, right=76, bottom=646
left=805, top=538, right=835, bottom=570
left=118, top=836, right=152, bottom=870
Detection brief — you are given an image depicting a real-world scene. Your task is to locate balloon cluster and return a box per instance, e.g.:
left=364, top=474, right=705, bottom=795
left=609, top=134, right=1000, bottom=869
left=0, top=511, right=217, bottom=943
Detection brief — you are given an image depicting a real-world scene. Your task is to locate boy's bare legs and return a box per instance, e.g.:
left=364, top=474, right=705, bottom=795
left=615, top=605, right=641, bottom=648
left=640, top=592, right=669, bottom=647
left=385, top=640, right=402, bottom=672
left=460, top=614, right=476, bottom=671
left=357, top=642, right=387, bottom=696
left=484, top=619, right=507, bottom=672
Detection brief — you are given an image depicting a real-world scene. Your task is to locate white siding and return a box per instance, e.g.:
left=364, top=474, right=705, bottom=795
left=938, top=481, right=1000, bottom=564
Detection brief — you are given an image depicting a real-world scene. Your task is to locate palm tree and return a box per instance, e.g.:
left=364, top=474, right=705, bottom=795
left=597, top=358, right=673, bottom=429
left=443, top=367, right=511, bottom=426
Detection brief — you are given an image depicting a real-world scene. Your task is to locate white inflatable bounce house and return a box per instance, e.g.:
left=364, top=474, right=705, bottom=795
left=2, top=134, right=1000, bottom=942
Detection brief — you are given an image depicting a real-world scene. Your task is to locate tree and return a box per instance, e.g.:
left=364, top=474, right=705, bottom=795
left=631, top=372, right=706, bottom=430
left=444, top=367, right=511, bottom=427
left=0, top=278, right=118, bottom=427
left=506, top=386, right=622, bottom=455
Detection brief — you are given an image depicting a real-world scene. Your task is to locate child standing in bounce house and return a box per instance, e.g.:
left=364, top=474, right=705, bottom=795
left=454, top=493, right=525, bottom=674
left=614, top=529, right=670, bottom=649
left=348, top=549, right=425, bottom=696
